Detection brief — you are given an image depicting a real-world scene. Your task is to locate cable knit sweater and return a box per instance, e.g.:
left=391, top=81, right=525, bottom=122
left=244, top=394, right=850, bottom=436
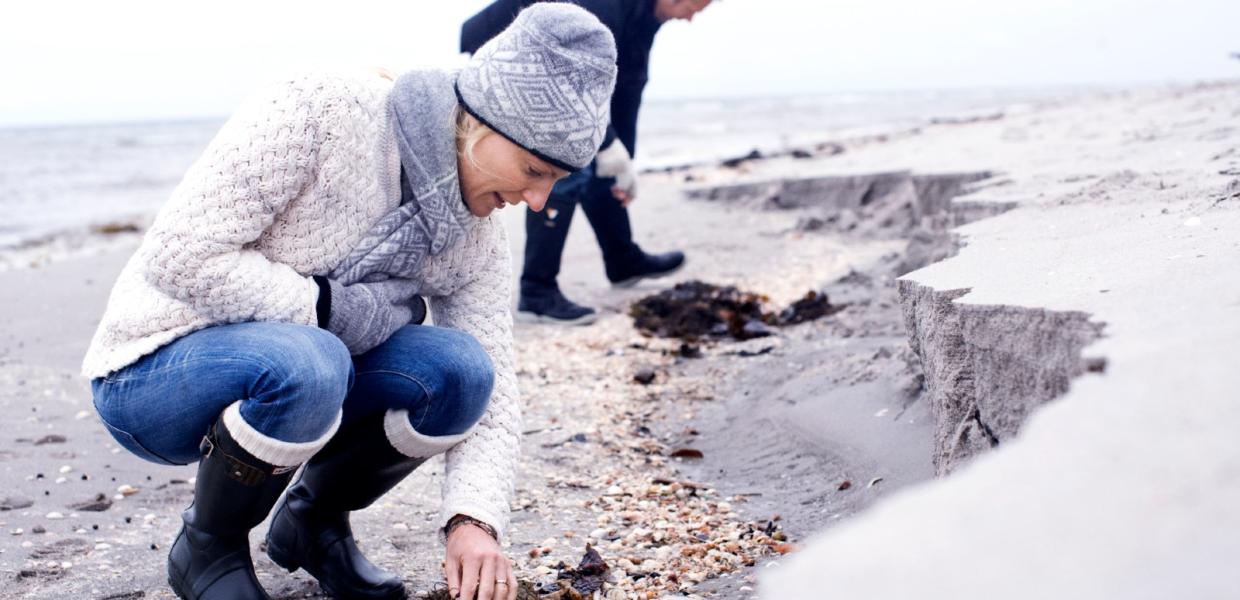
left=81, top=71, right=522, bottom=541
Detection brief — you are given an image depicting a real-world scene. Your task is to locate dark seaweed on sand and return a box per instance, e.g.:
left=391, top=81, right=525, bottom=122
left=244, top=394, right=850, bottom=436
left=629, top=281, right=774, bottom=341
left=778, top=290, right=847, bottom=325
left=553, top=544, right=609, bottom=596
left=630, top=281, right=844, bottom=341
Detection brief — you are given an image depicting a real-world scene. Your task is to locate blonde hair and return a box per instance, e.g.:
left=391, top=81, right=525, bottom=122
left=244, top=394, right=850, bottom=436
left=455, top=108, right=492, bottom=168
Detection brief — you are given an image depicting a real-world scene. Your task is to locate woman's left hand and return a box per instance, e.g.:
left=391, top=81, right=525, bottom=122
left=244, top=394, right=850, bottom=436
left=444, top=524, right=517, bottom=600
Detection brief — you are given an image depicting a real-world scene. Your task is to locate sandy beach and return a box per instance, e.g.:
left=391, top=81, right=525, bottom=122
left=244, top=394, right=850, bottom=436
left=2, top=80, right=1238, bottom=599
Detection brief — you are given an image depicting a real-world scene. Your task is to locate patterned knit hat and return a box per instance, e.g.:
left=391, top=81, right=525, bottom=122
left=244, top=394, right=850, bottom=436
left=456, top=3, right=618, bottom=172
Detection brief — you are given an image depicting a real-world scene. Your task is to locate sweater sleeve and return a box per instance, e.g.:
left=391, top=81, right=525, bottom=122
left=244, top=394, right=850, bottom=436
left=139, top=77, right=328, bottom=326
left=428, top=222, right=521, bottom=545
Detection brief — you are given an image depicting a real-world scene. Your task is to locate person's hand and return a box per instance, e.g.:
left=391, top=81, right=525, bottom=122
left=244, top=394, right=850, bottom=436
left=595, top=139, right=636, bottom=205
left=326, top=278, right=420, bottom=354
left=444, top=524, right=516, bottom=600
left=610, top=186, right=633, bottom=206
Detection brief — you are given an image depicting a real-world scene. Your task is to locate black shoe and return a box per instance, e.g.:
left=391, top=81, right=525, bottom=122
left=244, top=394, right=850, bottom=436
left=609, top=250, right=686, bottom=289
left=168, top=418, right=297, bottom=600
left=266, top=413, right=422, bottom=600
left=516, top=287, right=599, bottom=325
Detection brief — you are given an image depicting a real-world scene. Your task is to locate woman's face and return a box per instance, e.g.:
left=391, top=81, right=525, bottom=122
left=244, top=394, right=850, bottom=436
left=458, top=132, right=568, bottom=218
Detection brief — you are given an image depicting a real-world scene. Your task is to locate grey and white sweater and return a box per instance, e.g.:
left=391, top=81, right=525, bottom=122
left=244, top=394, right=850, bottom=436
left=81, top=71, right=522, bottom=542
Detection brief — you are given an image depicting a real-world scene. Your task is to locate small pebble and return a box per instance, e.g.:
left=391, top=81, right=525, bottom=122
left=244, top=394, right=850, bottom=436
left=46, top=512, right=65, bottom=520
left=633, top=368, right=657, bottom=385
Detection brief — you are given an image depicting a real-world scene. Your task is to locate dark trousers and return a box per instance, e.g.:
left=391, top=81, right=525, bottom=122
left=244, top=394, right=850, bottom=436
left=521, top=166, right=643, bottom=296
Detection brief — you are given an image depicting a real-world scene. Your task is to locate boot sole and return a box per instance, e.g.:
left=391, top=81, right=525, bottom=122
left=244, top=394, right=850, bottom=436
left=265, top=538, right=300, bottom=573
left=514, top=309, right=599, bottom=326
left=266, top=542, right=337, bottom=598
left=268, top=535, right=407, bottom=600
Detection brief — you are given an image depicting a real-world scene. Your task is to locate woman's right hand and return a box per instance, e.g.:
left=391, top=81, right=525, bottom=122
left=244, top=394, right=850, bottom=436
left=444, top=523, right=517, bottom=600
left=325, top=278, right=421, bottom=354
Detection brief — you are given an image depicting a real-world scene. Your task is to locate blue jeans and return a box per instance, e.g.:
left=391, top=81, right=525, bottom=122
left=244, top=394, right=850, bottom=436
left=92, top=322, right=495, bottom=466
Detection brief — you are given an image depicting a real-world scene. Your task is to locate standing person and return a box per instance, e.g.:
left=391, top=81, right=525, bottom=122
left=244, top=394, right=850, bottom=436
left=81, top=5, right=617, bottom=600
left=462, top=0, right=714, bottom=325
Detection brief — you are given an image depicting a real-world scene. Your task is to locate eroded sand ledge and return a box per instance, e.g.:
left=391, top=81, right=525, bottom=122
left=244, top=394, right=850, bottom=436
left=764, top=84, right=1240, bottom=597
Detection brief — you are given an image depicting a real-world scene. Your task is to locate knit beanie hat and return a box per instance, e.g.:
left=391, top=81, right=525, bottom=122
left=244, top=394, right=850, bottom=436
left=456, top=3, right=618, bottom=172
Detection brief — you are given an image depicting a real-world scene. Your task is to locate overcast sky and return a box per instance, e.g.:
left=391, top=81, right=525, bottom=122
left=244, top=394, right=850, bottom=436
left=2, top=0, right=1237, bottom=127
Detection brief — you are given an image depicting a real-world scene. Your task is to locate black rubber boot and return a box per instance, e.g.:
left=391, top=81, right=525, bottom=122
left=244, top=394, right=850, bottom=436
left=266, top=413, right=424, bottom=599
left=608, top=249, right=687, bottom=288
left=168, top=418, right=297, bottom=600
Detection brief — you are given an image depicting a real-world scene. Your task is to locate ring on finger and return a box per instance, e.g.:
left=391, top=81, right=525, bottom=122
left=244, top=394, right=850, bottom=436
left=496, top=579, right=508, bottom=585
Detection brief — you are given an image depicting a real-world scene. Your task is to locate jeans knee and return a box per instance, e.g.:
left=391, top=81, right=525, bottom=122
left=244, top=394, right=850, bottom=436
left=456, top=334, right=493, bottom=414
left=244, top=325, right=352, bottom=427
left=438, top=330, right=495, bottom=428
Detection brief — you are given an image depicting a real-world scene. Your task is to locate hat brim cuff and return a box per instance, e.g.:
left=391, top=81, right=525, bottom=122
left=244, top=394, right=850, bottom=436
left=454, top=84, right=584, bottom=174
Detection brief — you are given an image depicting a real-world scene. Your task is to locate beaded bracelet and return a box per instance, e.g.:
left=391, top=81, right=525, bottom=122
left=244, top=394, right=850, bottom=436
left=444, top=514, right=498, bottom=541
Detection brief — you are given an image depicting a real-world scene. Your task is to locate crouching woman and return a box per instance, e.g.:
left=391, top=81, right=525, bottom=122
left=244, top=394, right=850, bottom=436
left=80, top=5, right=617, bottom=600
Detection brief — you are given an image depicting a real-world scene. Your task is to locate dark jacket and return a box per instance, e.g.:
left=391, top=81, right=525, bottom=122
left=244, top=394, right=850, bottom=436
left=460, top=0, right=662, bottom=156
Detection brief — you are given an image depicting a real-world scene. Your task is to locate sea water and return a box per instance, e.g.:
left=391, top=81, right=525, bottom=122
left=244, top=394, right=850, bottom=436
left=0, top=87, right=1084, bottom=253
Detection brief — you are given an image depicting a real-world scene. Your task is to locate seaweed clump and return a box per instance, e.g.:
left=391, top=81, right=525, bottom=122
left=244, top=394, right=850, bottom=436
left=630, top=281, right=844, bottom=341
left=630, top=281, right=774, bottom=341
